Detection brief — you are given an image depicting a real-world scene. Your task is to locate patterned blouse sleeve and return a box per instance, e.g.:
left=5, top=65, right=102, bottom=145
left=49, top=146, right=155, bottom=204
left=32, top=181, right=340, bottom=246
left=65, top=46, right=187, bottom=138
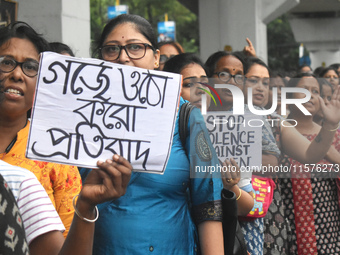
left=50, top=164, right=82, bottom=237
left=186, top=107, right=223, bottom=225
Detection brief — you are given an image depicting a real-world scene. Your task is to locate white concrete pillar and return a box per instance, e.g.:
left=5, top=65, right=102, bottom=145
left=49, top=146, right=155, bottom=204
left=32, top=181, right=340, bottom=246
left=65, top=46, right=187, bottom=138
left=289, top=17, right=340, bottom=69
left=198, top=0, right=299, bottom=63
left=15, top=0, right=91, bottom=57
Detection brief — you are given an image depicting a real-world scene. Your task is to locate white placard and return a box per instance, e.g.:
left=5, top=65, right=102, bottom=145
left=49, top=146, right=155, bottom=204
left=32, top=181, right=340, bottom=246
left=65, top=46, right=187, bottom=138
left=26, top=52, right=181, bottom=174
left=204, top=112, right=262, bottom=176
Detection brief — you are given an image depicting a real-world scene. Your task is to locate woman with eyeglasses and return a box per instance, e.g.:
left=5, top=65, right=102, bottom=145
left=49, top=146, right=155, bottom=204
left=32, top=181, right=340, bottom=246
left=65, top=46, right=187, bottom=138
left=242, top=57, right=291, bottom=254
left=0, top=22, right=83, bottom=238
left=90, top=14, right=224, bottom=254
left=205, top=51, right=280, bottom=179
left=157, top=41, right=184, bottom=70
left=205, top=51, right=280, bottom=255
left=163, top=52, right=255, bottom=211
left=0, top=21, right=133, bottom=255
left=163, top=52, right=251, bottom=255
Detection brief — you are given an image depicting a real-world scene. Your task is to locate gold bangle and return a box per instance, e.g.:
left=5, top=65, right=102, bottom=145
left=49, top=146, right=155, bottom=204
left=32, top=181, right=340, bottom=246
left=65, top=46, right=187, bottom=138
left=236, top=188, right=242, bottom=201
left=330, top=124, right=340, bottom=132
left=72, top=194, right=99, bottom=223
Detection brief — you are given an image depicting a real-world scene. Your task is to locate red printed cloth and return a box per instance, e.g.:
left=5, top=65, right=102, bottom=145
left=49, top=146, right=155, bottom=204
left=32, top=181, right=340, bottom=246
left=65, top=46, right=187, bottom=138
left=286, top=131, right=340, bottom=254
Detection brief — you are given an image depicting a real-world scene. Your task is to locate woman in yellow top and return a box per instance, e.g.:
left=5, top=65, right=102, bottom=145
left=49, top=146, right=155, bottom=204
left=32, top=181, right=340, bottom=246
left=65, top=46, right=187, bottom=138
left=0, top=21, right=82, bottom=237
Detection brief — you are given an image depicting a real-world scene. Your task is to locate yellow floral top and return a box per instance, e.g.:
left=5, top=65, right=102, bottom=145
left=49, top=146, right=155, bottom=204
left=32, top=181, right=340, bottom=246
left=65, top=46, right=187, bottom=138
left=0, top=121, right=82, bottom=237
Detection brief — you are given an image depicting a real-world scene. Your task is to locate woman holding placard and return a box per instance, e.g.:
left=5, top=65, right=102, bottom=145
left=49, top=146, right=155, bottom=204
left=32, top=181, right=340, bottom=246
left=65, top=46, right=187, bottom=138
left=205, top=51, right=280, bottom=255
left=163, top=52, right=255, bottom=215
left=0, top=21, right=82, bottom=237
left=89, top=14, right=224, bottom=254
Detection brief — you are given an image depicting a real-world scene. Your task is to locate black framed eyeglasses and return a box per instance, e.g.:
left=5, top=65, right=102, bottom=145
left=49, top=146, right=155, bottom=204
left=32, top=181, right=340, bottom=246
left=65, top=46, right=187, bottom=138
left=0, top=56, right=39, bottom=77
left=159, top=54, right=176, bottom=64
left=100, top=43, right=155, bottom=61
left=214, top=71, right=245, bottom=85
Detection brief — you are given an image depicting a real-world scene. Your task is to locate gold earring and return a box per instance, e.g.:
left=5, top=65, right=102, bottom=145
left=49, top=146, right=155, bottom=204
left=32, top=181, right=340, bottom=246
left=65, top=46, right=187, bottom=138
left=155, top=62, right=159, bottom=67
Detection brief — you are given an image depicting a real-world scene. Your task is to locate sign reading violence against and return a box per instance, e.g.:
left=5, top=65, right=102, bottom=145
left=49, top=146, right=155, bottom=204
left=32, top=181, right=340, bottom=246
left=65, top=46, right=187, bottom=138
left=26, top=52, right=181, bottom=174
left=204, top=112, right=262, bottom=176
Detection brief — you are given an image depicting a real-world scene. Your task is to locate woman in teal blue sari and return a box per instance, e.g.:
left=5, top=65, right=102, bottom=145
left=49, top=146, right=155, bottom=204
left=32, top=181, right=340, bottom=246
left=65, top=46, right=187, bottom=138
left=89, top=14, right=224, bottom=255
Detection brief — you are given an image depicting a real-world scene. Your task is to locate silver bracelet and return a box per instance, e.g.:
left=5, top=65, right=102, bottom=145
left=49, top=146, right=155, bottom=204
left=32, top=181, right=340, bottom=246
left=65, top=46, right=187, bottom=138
left=72, top=194, right=99, bottom=223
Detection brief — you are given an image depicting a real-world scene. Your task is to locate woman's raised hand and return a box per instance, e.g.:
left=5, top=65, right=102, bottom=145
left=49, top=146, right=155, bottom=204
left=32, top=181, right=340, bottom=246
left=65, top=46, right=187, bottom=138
left=221, top=158, right=241, bottom=190
left=79, top=155, right=132, bottom=207
left=320, top=85, right=340, bottom=128
left=243, top=38, right=256, bottom=57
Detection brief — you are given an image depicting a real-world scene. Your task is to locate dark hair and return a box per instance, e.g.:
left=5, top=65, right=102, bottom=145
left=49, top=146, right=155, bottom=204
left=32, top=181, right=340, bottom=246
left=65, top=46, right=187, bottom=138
left=158, top=41, right=184, bottom=54
left=298, top=64, right=313, bottom=72
left=271, top=70, right=285, bottom=79
left=163, top=53, right=207, bottom=74
left=205, top=51, right=245, bottom=77
left=270, top=71, right=287, bottom=86
left=92, top=14, right=158, bottom=59
left=313, top=66, right=325, bottom=77
left=0, top=22, right=49, bottom=118
left=319, top=66, right=339, bottom=78
left=286, top=72, right=318, bottom=98
left=244, top=57, right=270, bottom=76
left=49, top=42, right=75, bottom=57
left=329, top=63, right=340, bottom=71
left=0, top=21, right=50, bottom=53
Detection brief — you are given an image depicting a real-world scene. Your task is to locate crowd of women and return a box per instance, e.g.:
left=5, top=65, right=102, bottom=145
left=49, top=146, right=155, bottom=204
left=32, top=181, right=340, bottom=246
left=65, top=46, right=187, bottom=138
left=0, top=13, right=340, bottom=255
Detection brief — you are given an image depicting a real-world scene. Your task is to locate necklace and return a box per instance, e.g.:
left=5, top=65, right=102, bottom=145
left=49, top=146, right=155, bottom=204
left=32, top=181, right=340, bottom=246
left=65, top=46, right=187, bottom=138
left=2, top=119, right=27, bottom=154
left=5, top=135, right=17, bottom=153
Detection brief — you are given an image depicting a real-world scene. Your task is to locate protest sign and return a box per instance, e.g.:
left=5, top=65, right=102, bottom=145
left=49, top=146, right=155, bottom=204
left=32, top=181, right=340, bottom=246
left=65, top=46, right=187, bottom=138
left=107, top=5, right=129, bottom=20
left=157, top=21, right=176, bottom=42
left=26, top=52, right=181, bottom=173
left=204, top=112, right=262, bottom=177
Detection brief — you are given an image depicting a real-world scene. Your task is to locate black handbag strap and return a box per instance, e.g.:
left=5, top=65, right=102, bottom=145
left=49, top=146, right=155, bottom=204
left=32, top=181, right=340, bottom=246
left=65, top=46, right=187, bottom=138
left=178, top=102, right=195, bottom=151
left=221, top=189, right=249, bottom=255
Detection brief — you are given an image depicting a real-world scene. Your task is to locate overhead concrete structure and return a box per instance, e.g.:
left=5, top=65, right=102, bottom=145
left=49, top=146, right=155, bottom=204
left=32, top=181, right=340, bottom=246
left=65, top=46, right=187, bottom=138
left=180, top=0, right=299, bottom=63
left=15, top=0, right=91, bottom=57
left=11, top=0, right=340, bottom=67
left=180, top=0, right=340, bottom=69
left=287, top=0, right=340, bottom=69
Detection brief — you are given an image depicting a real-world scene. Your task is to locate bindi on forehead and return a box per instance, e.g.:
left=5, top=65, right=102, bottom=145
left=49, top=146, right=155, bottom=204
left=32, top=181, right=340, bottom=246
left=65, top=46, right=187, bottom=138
left=122, top=36, right=124, bottom=39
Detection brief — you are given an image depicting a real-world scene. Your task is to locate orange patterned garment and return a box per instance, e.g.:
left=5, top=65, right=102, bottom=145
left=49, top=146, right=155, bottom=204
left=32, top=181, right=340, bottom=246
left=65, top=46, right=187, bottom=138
left=0, top=121, right=82, bottom=237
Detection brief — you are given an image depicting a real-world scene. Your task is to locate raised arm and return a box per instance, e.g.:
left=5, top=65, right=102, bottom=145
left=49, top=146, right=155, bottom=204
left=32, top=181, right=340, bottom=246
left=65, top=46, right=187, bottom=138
left=281, top=85, right=340, bottom=163
left=29, top=155, right=132, bottom=255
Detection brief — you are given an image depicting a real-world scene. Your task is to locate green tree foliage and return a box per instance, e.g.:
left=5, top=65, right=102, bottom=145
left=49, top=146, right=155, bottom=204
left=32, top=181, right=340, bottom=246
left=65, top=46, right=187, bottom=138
left=90, top=0, right=199, bottom=53
left=91, top=1, right=301, bottom=71
left=267, top=14, right=300, bottom=74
